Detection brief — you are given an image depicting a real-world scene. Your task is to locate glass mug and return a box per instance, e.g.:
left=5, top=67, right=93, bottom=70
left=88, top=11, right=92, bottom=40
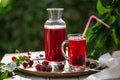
left=61, top=34, right=86, bottom=72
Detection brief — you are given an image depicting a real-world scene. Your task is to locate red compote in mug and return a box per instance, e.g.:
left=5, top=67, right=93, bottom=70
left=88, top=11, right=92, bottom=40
left=61, top=34, right=86, bottom=72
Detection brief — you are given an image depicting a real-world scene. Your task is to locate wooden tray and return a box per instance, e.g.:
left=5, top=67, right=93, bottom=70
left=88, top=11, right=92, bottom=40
left=18, top=68, right=97, bottom=78
left=18, top=61, right=99, bottom=77
left=18, top=51, right=99, bottom=77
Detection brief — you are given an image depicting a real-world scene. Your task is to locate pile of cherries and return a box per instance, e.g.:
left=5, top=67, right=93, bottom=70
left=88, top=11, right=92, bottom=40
left=12, top=51, right=34, bottom=68
left=35, top=60, right=64, bottom=72
left=22, top=60, right=34, bottom=68
left=11, top=51, right=64, bottom=72
left=35, top=60, right=52, bottom=72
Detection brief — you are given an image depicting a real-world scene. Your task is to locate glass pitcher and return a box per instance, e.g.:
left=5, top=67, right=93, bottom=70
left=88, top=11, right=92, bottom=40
left=44, top=8, right=66, bottom=64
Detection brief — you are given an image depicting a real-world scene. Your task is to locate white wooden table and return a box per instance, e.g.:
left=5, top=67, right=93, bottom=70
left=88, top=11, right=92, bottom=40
left=0, top=51, right=91, bottom=80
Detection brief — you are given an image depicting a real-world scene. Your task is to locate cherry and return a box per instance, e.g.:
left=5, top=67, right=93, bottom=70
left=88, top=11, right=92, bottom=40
left=46, top=65, right=52, bottom=72
left=22, top=61, right=28, bottom=68
left=12, top=56, right=17, bottom=61
left=86, top=60, right=90, bottom=67
left=72, top=56, right=84, bottom=66
left=35, top=64, right=41, bottom=71
left=89, top=62, right=97, bottom=69
left=41, top=65, right=47, bottom=72
left=58, top=63, right=64, bottom=70
left=28, top=60, right=34, bottom=67
left=27, top=51, right=31, bottom=55
left=42, top=60, right=49, bottom=66
left=28, top=55, right=31, bottom=58
left=40, top=54, right=43, bottom=57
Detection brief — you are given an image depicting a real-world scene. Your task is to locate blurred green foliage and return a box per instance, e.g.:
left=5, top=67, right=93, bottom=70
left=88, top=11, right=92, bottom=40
left=87, top=0, right=120, bottom=59
left=0, top=0, right=97, bottom=60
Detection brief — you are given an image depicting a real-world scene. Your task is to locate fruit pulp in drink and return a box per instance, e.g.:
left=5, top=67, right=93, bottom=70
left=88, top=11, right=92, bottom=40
left=68, top=39, right=86, bottom=66
left=44, top=25, right=66, bottom=62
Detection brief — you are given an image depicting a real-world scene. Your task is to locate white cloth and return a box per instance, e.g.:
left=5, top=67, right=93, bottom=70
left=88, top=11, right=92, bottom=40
left=85, top=51, right=120, bottom=80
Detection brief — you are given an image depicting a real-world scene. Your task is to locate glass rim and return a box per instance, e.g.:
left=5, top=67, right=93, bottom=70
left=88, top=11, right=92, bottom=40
left=47, top=8, right=64, bottom=11
left=67, top=34, right=86, bottom=39
left=67, top=34, right=85, bottom=37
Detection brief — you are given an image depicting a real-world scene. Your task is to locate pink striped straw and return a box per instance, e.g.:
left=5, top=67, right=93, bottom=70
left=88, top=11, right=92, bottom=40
left=82, top=15, right=110, bottom=38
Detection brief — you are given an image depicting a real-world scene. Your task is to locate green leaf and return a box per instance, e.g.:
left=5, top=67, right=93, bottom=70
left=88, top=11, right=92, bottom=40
left=0, top=0, right=9, bottom=7
left=0, top=63, right=5, bottom=67
left=97, top=0, right=110, bottom=14
left=0, top=71, right=8, bottom=80
left=113, top=0, right=120, bottom=8
left=87, top=33, right=98, bottom=56
left=92, top=48, right=102, bottom=60
left=111, top=27, right=118, bottom=45
left=86, top=26, right=93, bottom=42
left=100, top=0, right=113, bottom=9
left=105, top=16, right=116, bottom=25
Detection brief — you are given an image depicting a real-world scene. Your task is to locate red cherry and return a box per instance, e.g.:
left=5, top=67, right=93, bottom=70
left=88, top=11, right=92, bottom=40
left=27, top=51, right=31, bottom=55
left=58, top=63, right=64, bottom=70
left=42, top=60, right=49, bottom=66
left=12, top=56, right=17, bottom=61
left=22, top=62, right=28, bottom=68
left=89, top=62, right=97, bottom=69
left=40, top=54, right=43, bottom=57
left=41, top=65, right=47, bottom=72
left=86, top=60, right=90, bottom=67
left=46, top=65, right=52, bottom=72
left=35, top=64, right=41, bottom=71
left=28, top=60, right=34, bottom=67
left=72, top=56, right=84, bottom=66
left=28, top=55, right=31, bottom=58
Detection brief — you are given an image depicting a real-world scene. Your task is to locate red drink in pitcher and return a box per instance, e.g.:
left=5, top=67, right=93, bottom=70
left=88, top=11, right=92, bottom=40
left=68, top=38, right=86, bottom=66
left=44, top=25, right=66, bottom=62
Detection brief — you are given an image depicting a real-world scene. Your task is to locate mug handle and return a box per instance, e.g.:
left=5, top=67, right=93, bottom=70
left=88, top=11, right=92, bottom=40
left=61, top=40, right=69, bottom=60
